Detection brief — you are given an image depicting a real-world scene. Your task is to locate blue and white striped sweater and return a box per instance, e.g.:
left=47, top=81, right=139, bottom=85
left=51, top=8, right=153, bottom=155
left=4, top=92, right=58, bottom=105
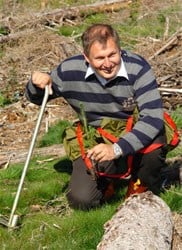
left=26, top=50, right=164, bottom=156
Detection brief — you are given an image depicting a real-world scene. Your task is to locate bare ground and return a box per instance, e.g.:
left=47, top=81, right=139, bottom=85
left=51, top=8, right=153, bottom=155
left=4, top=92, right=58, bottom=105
left=0, top=0, right=181, bottom=156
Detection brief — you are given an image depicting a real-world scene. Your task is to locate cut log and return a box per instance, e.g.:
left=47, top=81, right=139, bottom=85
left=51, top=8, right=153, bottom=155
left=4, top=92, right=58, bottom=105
left=0, top=29, right=35, bottom=44
left=97, top=191, right=173, bottom=250
left=0, top=0, right=132, bottom=44
left=0, top=144, right=66, bottom=168
left=39, top=0, right=132, bottom=24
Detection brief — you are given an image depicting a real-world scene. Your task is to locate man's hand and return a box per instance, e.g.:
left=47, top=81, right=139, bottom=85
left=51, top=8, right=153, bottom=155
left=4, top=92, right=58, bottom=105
left=32, top=71, right=53, bottom=94
left=87, top=143, right=115, bottom=162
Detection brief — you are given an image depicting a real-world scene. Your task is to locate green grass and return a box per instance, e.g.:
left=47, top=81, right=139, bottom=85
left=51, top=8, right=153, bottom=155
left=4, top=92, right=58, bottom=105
left=57, top=1, right=181, bottom=50
left=0, top=0, right=99, bottom=11
left=171, top=106, right=182, bottom=129
left=0, top=107, right=181, bottom=248
left=161, top=186, right=182, bottom=213
left=0, top=92, right=11, bottom=107
left=0, top=151, right=181, bottom=249
left=0, top=156, right=122, bottom=249
left=38, top=120, right=71, bottom=147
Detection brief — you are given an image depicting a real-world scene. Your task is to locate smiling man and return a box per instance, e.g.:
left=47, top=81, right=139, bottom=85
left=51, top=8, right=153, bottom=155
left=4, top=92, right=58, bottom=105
left=26, top=24, right=167, bottom=210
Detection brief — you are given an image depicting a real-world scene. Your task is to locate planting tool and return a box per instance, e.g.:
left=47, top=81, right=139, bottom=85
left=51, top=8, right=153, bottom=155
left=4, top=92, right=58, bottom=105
left=0, top=85, right=49, bottom=229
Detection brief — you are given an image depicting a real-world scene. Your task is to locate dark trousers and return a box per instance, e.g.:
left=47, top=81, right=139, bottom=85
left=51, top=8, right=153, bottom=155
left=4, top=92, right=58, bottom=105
left=66, top=147, right=167, bottom=210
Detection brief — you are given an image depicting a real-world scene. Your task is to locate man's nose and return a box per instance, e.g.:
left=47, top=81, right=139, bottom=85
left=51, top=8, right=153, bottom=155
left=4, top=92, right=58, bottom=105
left=103, top=57, right=111, bottom=67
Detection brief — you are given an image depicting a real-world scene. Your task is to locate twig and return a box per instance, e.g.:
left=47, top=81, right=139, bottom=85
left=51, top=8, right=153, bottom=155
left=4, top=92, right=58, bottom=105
left=149, top=36, right=178, bottom=60
left=158, top=88, right=182, bottom=94
left=149, top=28, right=182, bottom=60
left=0, top=154, right=14, bottom=170
left=163, top=16, right=169, bottom=40
left=36, top=157, right=58, bottom=164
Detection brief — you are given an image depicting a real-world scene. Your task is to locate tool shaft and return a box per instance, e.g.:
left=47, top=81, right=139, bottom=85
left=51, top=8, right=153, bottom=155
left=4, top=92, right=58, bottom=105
left=8, top=86, right=49, bottom=227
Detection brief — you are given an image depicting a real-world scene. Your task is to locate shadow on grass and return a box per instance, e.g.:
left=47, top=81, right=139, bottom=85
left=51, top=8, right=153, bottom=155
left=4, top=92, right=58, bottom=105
left=53, top=157, right=73, bottom=174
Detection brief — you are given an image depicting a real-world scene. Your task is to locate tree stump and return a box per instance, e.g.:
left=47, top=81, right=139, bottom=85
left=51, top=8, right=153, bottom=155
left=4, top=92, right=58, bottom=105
left=97, top=191, right=173, bottom=250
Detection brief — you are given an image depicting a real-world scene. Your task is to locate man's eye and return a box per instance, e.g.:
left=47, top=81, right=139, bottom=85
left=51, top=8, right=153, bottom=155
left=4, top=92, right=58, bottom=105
left=96, top=57, right=104, bottom=60
left=109, top=53, right=116, bottom=58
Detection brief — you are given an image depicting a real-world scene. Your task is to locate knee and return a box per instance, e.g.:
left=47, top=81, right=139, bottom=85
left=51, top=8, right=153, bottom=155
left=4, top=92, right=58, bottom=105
left=137, top=148, right=166, bottom=194
left=66, top=188, right=102, bottom=210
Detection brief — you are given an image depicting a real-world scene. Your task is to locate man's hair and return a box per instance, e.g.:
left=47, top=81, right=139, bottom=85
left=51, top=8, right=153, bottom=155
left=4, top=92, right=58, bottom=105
left=81, top=24, right=121, bottom=56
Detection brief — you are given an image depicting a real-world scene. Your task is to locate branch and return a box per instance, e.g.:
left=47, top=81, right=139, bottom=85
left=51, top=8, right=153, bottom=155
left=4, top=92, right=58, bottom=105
left=149, top=28, right=182, bottom=60
left=0, top=29, right=35, bottom=44
left=159, top=88, right=182, bottom=94
left=39, top=0, right=132, bottom=22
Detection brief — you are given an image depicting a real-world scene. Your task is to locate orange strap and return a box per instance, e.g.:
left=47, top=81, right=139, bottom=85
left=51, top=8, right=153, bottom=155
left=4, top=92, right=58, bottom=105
left=96, top=116, right=133, bottom=143
left=139, top=143, right=163, bottom=154
left=97, top=127, right=118, bottom=143
left=94, top=155, right=133, bottom=179
left=76, top=113, right=177, bottom=180
left=164, top=112, right=180, bottom=146
left=76, top=121, right=133, bottom=179
left=76, top=123, right=92, bottom=170
left=126, top=116, right=133, bottom=132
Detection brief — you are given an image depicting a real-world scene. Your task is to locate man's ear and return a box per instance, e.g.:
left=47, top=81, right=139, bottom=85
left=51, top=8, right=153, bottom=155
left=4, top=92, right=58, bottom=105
left=83, top=52, right=90, bottom=64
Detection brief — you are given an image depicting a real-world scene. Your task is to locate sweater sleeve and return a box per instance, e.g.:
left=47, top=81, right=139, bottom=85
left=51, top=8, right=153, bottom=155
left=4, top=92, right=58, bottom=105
left=117, top=60, right=164, bottom=156
left=25, top=69, right=63, bottom=105
left=25, top=79, right=45, bottom=105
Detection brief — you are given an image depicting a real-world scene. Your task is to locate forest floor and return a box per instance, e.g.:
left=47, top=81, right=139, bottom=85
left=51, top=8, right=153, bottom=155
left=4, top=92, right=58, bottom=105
left=0, top=0, right=181, bottom=162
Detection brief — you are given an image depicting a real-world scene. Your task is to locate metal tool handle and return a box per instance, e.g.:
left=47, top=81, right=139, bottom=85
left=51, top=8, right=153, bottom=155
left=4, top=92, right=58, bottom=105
left=8, top=85, right=49, bottom=227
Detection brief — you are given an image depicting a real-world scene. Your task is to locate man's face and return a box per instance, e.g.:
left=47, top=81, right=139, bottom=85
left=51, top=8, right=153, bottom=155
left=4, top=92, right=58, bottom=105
left=84, top=38, right=121, bottom=80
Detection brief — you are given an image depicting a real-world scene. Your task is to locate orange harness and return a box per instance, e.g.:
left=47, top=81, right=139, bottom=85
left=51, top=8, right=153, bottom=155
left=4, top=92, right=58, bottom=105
left=76, top=113, right=179, bottom=179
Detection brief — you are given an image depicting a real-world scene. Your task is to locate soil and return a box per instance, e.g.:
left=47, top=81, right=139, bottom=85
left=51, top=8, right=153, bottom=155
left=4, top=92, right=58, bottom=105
left=0, top=0, right=181, bottom=158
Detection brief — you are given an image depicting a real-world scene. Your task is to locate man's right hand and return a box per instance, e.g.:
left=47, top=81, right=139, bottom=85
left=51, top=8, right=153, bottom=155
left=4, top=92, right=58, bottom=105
left=32, top=71, right=53, bottom=94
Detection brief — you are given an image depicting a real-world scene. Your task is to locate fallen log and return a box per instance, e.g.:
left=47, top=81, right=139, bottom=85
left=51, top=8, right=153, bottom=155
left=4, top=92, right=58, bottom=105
left=39, top=0, right=132, bottom=24
left=0, top=29, right=35, bottom=44
left=97, top=191, right=173, bottom=250
left=0, top=144, right=65, bottom=168
left=0, top=0, right=132, bottom=44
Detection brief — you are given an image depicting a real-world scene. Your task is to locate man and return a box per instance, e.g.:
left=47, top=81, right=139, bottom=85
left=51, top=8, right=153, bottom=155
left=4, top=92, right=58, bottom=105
left=26, top=24, right=167, bottom=210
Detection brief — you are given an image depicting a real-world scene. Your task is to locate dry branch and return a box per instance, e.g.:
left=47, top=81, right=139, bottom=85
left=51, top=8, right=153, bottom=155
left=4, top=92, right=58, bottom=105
left=159, top=88, right=182, bottom=94
left=149, top=28, right=182, bottom=60
left=0, top=29, right=35, bottom=43
left=166, top=156, right=182, bottom=164
left=38, top=0, right=132, bottom=21
left=97, top=192, right=173, bottom=250
left=0, top=0, right=132, bottom=44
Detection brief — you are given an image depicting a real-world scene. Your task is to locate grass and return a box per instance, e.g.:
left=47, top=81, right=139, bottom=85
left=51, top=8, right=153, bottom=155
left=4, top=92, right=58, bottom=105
left=0, top=92, right=11, bottom=107
left=0, top=106, right=181, bottom=248
left=0, top=156, right=122, bottom=249
left=38, top=120, right=71, bottom=147
left=0, top=0, right=99, bottom=11
left=57, top=1, right=181, bottom=50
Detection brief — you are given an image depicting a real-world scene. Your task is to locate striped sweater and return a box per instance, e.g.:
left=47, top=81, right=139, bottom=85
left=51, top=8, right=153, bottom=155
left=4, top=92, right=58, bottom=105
left=26, top=50, right=164, bottom=157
